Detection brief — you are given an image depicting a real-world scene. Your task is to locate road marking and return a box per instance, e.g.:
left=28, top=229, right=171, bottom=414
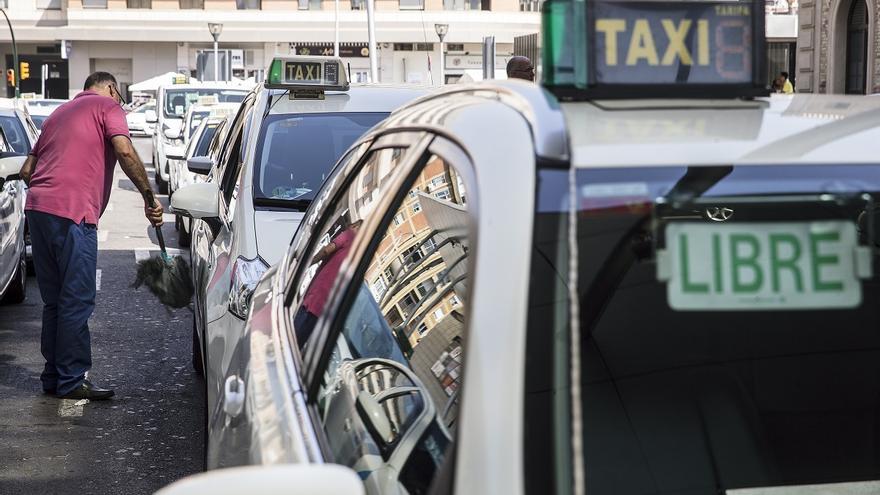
left=98, top=230, right=109, bottom=242
left=58, top=399, right=89, bottom=417
left=96, top=269, right=102, bottom=291
left=135, top=249, right=151, bottom=262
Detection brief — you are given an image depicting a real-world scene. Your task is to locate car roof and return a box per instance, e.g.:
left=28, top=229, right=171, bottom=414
left=0, top=98, right=27, bottom=112
left=265, top=85, right=432, bottom=116
left=160, top=83, right=251, bottom=92
left=563, top=94, right=880, bottom=168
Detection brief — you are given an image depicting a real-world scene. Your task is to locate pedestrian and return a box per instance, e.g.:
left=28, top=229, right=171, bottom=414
left=780, top=72, right=794, bottom=94
left=17, top=72, right=163, bottom=401
left=506, top=56, right=536, bottom=82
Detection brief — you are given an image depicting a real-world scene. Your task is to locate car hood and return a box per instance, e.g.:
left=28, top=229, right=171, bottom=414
left=254, top=210, right=306, bottom=266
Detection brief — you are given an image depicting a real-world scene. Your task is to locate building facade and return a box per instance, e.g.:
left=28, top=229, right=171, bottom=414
left=0, top=0, right=540, bottom=98
left=797, top=0, right=877, bottom=93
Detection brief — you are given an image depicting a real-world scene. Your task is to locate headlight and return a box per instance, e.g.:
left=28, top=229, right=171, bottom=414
left=228, top=256, right=270, bottom=319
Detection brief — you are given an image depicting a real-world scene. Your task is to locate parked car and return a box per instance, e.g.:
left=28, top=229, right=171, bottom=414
left=152, top=80, right=249, bottom=194
left=25, top=98, right=66, bottom=130
left=126, top=101, right=157, bottom=137
left=170, top=57, right=428, bottom=463
left=0, top=144, right=28, bottom=304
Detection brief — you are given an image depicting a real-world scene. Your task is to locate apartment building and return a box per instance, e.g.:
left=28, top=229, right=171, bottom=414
left=0, top=0, right=540, bottom=98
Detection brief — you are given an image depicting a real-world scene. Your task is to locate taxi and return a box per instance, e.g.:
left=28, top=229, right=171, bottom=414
left=0, top=137, right=30, bottom=305
left=173, top=115, right=229, bottom=247
left=169, top=56, right=428, bottom=440
left=167, top=98, right=240, bottom=198
left=151, top=76, right=249, bottom=194
left=156, top=0, right=880, bottom=493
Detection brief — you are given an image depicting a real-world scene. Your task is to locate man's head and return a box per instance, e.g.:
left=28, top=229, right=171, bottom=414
left=507, top=56, right=535, bottom=82
left=781, top=71, right=789, bottom=80
left=84, top=71, right=125, bottom=105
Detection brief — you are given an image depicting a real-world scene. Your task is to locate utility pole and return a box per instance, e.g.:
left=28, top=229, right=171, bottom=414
left=334, top=0, right=340, bottom=57
left=365, top=0, right=378, bottom=83
left=0, top=8, right=19, bottom=98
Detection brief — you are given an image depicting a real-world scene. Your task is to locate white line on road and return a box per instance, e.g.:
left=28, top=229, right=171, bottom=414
left=58, top=399, right=89, bottom=417
left=96, top=269, right=102, bottom=291
left=134, top=249, right=150, bottom=262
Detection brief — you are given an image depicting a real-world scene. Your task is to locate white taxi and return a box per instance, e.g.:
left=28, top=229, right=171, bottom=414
left=158, top=0, right=880, bottom=493
left=170, top=56, right=428, bottom=445
left=151, top=77, right=249, bottom=194
left=167, top=98, right=239, bottom=198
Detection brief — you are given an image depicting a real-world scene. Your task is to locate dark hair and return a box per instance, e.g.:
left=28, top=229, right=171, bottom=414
left=781, top=71, right=789, bottom=78
left=83, top=71, right=117, bottom=91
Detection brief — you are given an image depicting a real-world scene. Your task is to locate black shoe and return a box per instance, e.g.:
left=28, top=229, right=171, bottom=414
left=57, top=379, right=115, bottom=401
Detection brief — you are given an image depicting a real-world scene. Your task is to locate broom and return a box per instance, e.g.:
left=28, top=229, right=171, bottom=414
left=132, top=222, right=194, bottom=310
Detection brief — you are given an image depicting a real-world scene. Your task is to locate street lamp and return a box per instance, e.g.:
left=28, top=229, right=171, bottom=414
left=0, top=8, right=18, bottom=97
left=434, top=23, right=448, bottom=86
left=208, top=22, right=223, bottom=82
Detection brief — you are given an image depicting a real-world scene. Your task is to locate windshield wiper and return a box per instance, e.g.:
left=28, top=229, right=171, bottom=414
left=253, top=197, right=311, bottom=211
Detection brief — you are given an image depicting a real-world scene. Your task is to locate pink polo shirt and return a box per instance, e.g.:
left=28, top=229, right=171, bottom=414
left=26, top=90, right=130, bottom=225
left=302, top=227, right=358, bottom=317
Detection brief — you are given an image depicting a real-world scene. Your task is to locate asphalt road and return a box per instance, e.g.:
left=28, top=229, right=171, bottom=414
left=0, top=137, right=205, bottom=494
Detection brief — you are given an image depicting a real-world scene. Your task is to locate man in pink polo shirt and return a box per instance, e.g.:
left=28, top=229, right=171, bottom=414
left=18, top=72, right=163, bottom=401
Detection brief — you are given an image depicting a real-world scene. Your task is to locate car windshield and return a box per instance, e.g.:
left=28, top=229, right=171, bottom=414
left=529, top=164, right=880, bottom=495
left=188, top=110, right=211, bottom=138
left=163, top=89, right=245, bottom=118
left=0, top=116, right=29, bottom=153
left=194, top=124, right=219, bottom=157
left=252, top=112, right=387, bottom=207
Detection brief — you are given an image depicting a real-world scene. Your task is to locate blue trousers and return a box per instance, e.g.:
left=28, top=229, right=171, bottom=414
left=25, top=210, right=97, bottom=396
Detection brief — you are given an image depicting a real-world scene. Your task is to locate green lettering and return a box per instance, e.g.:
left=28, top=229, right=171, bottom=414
left=769, top=233, right=803, bottom=293
left=810, top=231, right=844, bottom=292
left=680, top=234, right=708, bottom=294
left=712, top=233, right=723, bottom=292
left=730, top=234, right=763, bottom=293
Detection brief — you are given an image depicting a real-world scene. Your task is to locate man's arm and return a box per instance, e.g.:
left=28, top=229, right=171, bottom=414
left=18, top=154, right=36, bottom=185
left=111, top=135, right=164, bottom=226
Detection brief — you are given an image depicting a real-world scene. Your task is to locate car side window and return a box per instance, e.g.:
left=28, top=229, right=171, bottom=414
left=220, top=105, right=255, bottom=217
left=213, top=96, right=252, bottom=192
left=312, top=152, right=472, bottom=495
left=289, top=146, right=410, bottom=346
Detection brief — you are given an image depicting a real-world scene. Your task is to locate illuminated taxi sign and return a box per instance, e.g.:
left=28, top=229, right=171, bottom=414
left=171, top=74, right=188, bottom=84
left=265, top=56, right=349, bottom=94
left=542, top=0, right=769, bottom=99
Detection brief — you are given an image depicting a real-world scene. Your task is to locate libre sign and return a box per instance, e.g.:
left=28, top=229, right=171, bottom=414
left=658, top=222, right=872, bottom=311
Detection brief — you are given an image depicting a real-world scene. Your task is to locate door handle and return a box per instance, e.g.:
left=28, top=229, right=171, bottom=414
left=223, top=375, right=245, bottom=419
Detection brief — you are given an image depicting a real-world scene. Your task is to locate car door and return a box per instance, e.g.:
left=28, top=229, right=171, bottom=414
left=191, top=95, right=255, bottom=339
left=0, top=135, right=22, bottom=295
left=294, top=137, right=476, bottom=495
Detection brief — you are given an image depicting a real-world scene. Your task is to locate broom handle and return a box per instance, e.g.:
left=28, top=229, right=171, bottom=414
left=155, top=225, right=167, bottom=255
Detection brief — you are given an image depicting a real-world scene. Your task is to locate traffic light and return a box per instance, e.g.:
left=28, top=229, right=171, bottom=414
left=19, top=62, right=29, bottom=80
left=5, top=69, right=13, bottom=86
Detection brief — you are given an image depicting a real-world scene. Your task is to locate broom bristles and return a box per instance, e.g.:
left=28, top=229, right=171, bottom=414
left=132, top=255, right=195, bottom=309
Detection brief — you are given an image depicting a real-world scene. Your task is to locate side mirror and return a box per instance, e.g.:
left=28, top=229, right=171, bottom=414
left=0, top=153, right=26, bottom=187
left=164, top=127, right=181, bottom=140
left=356, top=390, right=394, bottom=444
left=187, top=156, right=214, bottom=175
left=154, top=464, right=365, bottom=495
left=171, top=182, right=220, bottom=220
left=145, top=109, right=157, bottom=123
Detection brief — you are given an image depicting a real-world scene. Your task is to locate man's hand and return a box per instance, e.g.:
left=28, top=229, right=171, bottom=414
left=145, top=199, right=164, bottom=227
left=19, top=155, right=36, bottom=185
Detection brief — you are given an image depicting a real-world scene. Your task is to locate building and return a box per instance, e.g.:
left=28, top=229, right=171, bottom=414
left=797, top=0, right=876, bottom=93
left=0, top=0, right=540, bottom=99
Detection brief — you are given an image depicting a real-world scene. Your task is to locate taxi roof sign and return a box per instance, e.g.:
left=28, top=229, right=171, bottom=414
left=265, top=56, right=350, bottom=94
left=542, top=0, right=769, bottom=100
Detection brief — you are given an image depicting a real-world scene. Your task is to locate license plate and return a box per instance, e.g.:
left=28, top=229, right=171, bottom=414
left=660, top=221, right=870, bottom=310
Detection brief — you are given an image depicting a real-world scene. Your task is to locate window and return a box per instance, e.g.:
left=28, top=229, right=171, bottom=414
left=179, top=0, right=204, bottom=7
left=82, top=0, right=108, bottom=6
left=290, top=147, right=409, bottom=346
left=36, top=0, right=62, bottom=8
left=432, top=308, right=444, bottom=321
left=520, top=0, right=541, bottom=10
left=299, top=0, right=322, bottom=9
left=399, top=0, right=425, bottom=9
left=371, top=277, right=388, bottom=300
left=236, top=0, right=261, bottom=8
left=412, top=201, right=422, bottom=214
left=393, top=213, right=406, bottom=226
left=0, top=117, right=30, bottom=154
left=310, top=150, right=472, bottom=495
left=435, top=189, right=451, bottom=201
left=127, top=0, right=151, bottom=7
left=449, top=294, right=460, bottom=307
left=443, top=0, right=480, bottom=9
left=526, top=163, right=880, bottom=494
left=351, top=0, right=365, bottom=8
left=429, top=175, right=446, bottom=188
